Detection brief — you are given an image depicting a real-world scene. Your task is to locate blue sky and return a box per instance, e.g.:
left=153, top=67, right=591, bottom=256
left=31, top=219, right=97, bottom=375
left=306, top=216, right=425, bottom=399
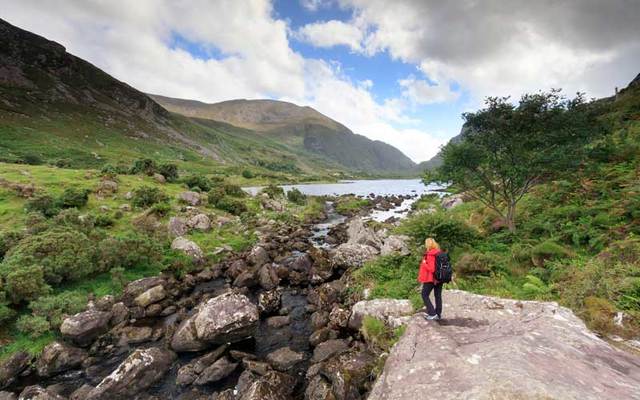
left=2, top=0, right=638, bottom=162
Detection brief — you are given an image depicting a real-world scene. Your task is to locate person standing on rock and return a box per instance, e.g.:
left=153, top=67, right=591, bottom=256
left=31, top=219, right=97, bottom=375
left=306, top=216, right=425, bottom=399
left=419, top=238, right=444, bottom=320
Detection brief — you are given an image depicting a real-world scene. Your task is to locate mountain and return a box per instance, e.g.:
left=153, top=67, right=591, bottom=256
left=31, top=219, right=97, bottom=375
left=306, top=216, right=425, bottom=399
left=0, top=18, right=417, bottom=176
left=414, top=128, right=465, bottom=172
left=151, top=95, right=417, bottom=173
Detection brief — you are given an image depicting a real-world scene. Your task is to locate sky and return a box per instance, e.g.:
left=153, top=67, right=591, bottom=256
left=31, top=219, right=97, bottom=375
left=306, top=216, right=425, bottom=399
left=2, top=0, right=639, bottom=162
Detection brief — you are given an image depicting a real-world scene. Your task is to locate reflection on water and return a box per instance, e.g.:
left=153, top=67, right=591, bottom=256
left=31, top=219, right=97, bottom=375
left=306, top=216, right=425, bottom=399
left=243, top=178, right=438, bottom=197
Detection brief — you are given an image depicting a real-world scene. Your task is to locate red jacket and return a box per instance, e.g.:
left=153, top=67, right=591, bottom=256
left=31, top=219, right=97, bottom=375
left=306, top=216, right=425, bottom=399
left=418, top=249, right=440, bottom=283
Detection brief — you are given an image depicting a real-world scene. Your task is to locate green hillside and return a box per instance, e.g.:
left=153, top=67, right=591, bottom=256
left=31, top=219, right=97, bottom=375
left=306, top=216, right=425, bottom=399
left=355, top=73, right=640, bottom=343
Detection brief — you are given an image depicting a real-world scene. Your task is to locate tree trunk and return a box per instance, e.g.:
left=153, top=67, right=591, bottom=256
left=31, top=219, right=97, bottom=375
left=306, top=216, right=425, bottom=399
left=506, top=202, right=517, bottom=233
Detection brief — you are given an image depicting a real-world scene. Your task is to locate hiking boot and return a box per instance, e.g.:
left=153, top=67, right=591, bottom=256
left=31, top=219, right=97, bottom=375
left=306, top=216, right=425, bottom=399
left=425, top=314, right=439, bottom=320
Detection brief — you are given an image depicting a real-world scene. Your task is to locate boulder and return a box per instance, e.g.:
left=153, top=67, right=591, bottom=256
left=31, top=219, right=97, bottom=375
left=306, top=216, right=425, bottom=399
left=247, top=246, right=270, bottom=267
left=380, top=235, right=411, bottom=256
left=134, top=285, right=166, bottom=308
left=328, top=306, right=350, bottom=329
left=237, top=371, right=295, bottom=400
left=305, top=375, right=335, bottom=400
left=321, top=350, right=376, bottom=400
left=308, top=248, right=334, bottom=285
left=265, top=347, right=304, bottom=372
left=257, top=264, right=280, bottom=290
left=347, top=299, right=414, bottom=330
left=36, top=341, right=87, bottom=377
left=116, top=326, right=158, bottom=345
left=309, top=328, right=339, bottom=347
left=187, top=214, right=211, bottom=231
left=87, top=347, right=176, bottom=399
left=330, top=243, right=378, bottom=268
left=17, top=386, right=65, bottom=400
left=110, top=302, right=129, bottom=325
left=0, top=351, right=31, bottom=389
left=122, top=277, right=166, bottom=305
left=311, top=311, right=329, bottom=330
left=193, top=357, right=238, bottom=385
left=0, top=392, right=16, bottom=400
left=179, top=191, right=201, bottom=206
left=308, top=281, right=345, bottom=311
left=176, top=345, right=228, bottom=386
left=69, top=384, right=93, bottom=400
left=96, top=180, right=118, bottom=196
left=171, top=293, right=259, bottom=352
left=368, top=290, right=640, bottom=400
left=153, top=173, right=166, bottom=183
left=168, top=217, right=188, bottom=237
left=60, top=309, right=111, bottom=346
left=311, top=339, right=349, bottom=363
left=233, top=269, right=258, bottom=288
left=346, top=218, right=383, bottom=249
left=440, top=194, right=463, bottom=209
left=258, top=289, right=281, bottom=314
left=171, top=237, right=204, bottom=260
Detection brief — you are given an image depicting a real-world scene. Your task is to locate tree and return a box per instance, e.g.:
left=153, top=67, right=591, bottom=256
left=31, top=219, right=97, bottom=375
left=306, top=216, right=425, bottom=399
left=427, top=90, right=601, bottom=233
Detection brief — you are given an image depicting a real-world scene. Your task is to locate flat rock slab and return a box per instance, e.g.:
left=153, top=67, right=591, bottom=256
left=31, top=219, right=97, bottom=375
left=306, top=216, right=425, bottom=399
left=369, top=290, right=640, bottom=400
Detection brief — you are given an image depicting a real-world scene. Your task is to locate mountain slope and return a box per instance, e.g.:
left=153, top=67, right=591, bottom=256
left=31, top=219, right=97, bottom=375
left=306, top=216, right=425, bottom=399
left=151, top=95, right=417, bottom=173
left=0, top=18, right=409, bottom=177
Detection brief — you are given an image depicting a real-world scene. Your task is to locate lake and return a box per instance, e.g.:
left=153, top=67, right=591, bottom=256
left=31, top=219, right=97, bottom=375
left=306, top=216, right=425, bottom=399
left=243, top=178, right=440, bottom=197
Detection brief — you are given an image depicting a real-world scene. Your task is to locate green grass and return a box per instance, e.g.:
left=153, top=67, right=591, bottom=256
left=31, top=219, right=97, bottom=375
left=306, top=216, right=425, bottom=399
left=335, top=196, right=371, bottom=215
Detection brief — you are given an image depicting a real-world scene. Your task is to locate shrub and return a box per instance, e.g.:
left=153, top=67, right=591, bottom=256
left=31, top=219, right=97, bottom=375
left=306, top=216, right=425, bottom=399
left=184, top=174, right=212, bottom=192
left=242, top=169, right=254, bottom=179
left=24, top=212, right=49, bottom=234
left=4, top=265, right=51, bottom=303
left=521, top=275, right=552, bottom=299
left=287, top=188, right=307, bottom=205
left=223, top=183, right=246, bottom=197
left=0, top=231, right=24, bottom=260
left=260, top=184, right=284, bottom=199
left=361, top=316, right=406, bottom=352
left=26, top=195, right=59, bottom=217
left=335, top=196, right=371, bottom=215
left=215, top=197, right=248, bottom=216
left=0, top=301, right=16, bottom=324
left=110, top=267, right=127, bottom=292
left=1, top=227, right=96, bottom=285
left=29, top=292, right=87, bottom=328
left=149, top=202, right=172, bottom=217
left=100, top=164, right=118, bottom=176
left=54, top=158, right=72, bottom=168
left=97, top=234, right=163, bottom=272
left=130, top=158, right=158, bottom=176
left=455, top=252, right=494, bottom=277
left=16, top=315, right=51, bottom=339
left=132, top=186, right=167, bottom=208
left=208, top=187, right=226, bottom=207
left=54, top=209, right=95, bottom=233
left=529, top=240, right=573, bottom=267
left=58, top=187, right=90, bottom=209
left=21, top=153, right=43, bottom=165
left=94, top=214, right=114, bottom=228
left=158, top=163, right=179, bottom=182
left=162, top=250, right=198, bottom=278
left=396, top=212, right=480, bottom=251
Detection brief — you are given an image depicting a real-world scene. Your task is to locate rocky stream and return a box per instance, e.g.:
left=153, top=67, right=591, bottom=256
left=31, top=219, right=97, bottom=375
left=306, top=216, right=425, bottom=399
left=0, top=194, right=417, bottom=400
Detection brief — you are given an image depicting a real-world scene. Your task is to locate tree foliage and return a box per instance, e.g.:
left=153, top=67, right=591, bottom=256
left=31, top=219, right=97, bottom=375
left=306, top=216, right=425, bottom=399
left=427, top=90, right=602, bottom=232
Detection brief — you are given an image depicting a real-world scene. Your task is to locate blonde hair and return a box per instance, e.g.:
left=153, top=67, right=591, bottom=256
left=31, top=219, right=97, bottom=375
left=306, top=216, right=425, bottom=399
left=425, top=237, right=440, bottom=251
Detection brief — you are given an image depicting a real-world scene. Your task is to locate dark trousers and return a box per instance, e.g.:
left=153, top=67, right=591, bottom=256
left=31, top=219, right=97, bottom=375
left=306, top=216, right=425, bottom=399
left=422, top=282, right=443, bottom=317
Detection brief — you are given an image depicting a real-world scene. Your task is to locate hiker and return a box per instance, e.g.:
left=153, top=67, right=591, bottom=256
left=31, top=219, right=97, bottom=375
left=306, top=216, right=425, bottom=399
left=418, top=237, right=450, bottom=320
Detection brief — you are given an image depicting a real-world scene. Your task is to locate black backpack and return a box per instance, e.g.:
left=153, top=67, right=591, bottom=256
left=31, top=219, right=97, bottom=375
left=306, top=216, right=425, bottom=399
left=434, top=251, right=453, bottom=283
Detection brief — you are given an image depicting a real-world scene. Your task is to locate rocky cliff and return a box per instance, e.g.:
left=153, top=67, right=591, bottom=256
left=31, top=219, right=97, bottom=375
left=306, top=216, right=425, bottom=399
left=369, top=290, right=640, bottom=400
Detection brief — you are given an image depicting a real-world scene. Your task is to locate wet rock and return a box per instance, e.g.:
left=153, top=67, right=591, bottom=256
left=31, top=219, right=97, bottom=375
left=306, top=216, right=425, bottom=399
left=36, top=341, right=87, bottom=377
left=187, top=214, right=211, bottom=231
left=258, top=289, right=281, bottom=314
left=194, top=357, right=238, bottom=385
left=308, top=248, right=334, bottom=285
left=243, top=359, right=271, bottom=376
left=265, top=316, right=290, bottom=329
left=171, top=237, right=204, bottom=260
left=69, top=384, right=93, bottom=400
left=123, top=277, right=166, bottom=305
left=134, top=285, right=166, bottom=308
left=227, top=259, right=248, bottom=279
left=176, top=345, right=228, bottom=386
left=17, top=386, right=65, bottom=400
left=284, top=253, right=312, bottom=286
left=308, top=281, right=345, bottom=311
left=238, top=370, right=295, bottom=400
left=305, top=375, right=336, bottom=400
left=60, top=309, right=111, bottom=347
left=172, top=293, right=259, bottom=352
left=330, top=243, right=378, bottom=268
left=0, top=351, right=31, bottom=389
left=348, top=299, right=414, bottom=330
left=116, top=326, right=156, bottom=345
left=265, top=347, right=304, bottom=372
left=258, top=264, right=280, bottom=290
left=87, top=347, right=176, bottom=399
left=328, top=307, right=350, bottom=330
left=233, top=269, right=258, bottom=288
left=321, top=350, right=376, bottom=400
left=179, top=191, right=201, bottom=206
left=380, top=235, right=410, bottom=256
left=311, top=311, right=330, bottom=330
left=309, top=328, right=339, bottom=347
left=0, top=392, right=16, bottom=400
left=168, top=217, right=188, bottom=237
left=247, top=246, right=270, bottom=267
left=311, top=339, right=350, bottom=363
left=368, top=290, right=640, bottom=400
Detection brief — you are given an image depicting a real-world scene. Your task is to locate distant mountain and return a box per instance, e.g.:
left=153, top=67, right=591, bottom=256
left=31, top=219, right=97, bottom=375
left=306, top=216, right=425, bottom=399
left=0, top=18, right=415, bottom=176
left=414, top=128, right=466, bottom=173
left=151, top=95, right=417, bottom=173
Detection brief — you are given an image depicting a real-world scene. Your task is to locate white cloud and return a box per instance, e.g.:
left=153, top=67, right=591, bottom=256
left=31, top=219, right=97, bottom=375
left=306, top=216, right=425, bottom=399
left=295, top=20, right=364, bottom=52
left=399, top=76, right=460, bottom=105
left=300, top=0, right=333, bottom=11
left=0, top=0, right=443, bottom=162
